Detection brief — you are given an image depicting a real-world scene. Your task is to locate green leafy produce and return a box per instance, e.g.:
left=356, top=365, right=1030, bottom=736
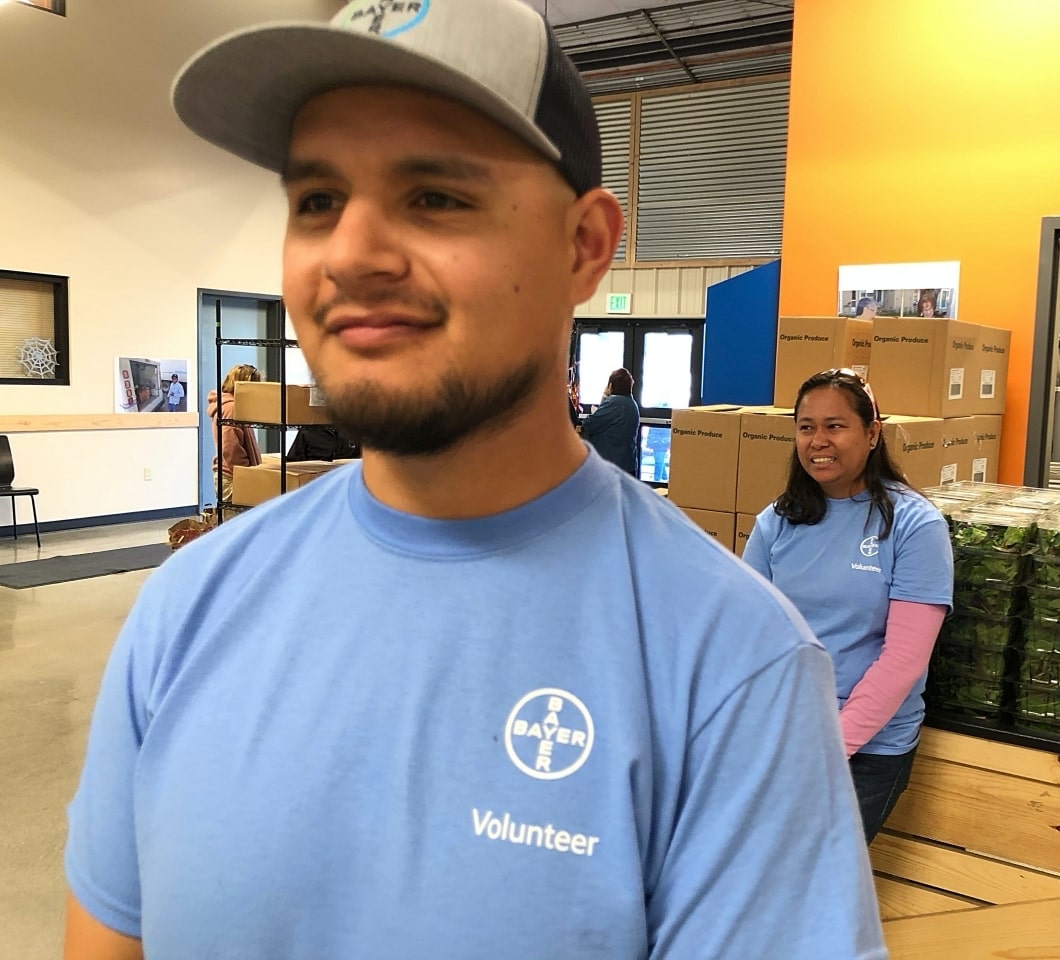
left=952, top=519, right=1036, bottom=553
left=952, top=581, right=1021, bottom=618
left=1022, top=620, right=1060, bottom=656
left=1027, top=587, right=1060, bottom=622
left=953, top=549, right=1026, bottom=585
left=934, top=641, right=1006, bottom=678
left=1020, top=648, right=1060, bottom=684
left=938, top=614, right=1014, bottom=650
left=1015, top=688, right=1060, bottom=732
left=956, top=684, right=1003, bottom=712
left=1032, top=558, right=1060, bottom=589
left=1037, top=526, right=1060, bottom=560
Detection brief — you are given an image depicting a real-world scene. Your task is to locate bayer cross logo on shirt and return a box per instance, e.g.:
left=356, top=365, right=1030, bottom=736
left=860, top=536, right=879, bottom=557
left=504, top=688, right=594, bottom=781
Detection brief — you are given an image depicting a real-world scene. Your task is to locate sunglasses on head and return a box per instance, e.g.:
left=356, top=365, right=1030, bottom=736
left=819, top=368, right=880, bottom=421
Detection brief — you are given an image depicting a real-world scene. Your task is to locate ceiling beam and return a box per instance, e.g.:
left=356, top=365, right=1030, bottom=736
left=641, top=8, right=697, bottom=84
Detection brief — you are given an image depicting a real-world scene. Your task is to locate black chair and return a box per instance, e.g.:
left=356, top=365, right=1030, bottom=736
left=0, top=435, right=41, bottom=549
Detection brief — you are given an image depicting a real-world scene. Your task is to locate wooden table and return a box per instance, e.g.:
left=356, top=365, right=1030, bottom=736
left=883, top=897, right=1060, bottom=959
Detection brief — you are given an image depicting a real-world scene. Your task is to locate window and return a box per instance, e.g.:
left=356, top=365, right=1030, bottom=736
left=0, top=269, right=70, bottom=384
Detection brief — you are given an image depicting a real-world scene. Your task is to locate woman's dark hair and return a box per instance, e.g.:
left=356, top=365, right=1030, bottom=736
left=773, top=369, right=909, bottom=539
left=918, top=290, right=937, bottom=312
left=608, top=368, right=634, bottom=397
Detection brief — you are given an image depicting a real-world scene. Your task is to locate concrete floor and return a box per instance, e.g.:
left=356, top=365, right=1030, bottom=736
left=0, top=519, right=176, bottom=960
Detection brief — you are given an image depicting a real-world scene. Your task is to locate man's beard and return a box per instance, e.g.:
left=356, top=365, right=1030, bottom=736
left=320, top=358, right=547, bottom=457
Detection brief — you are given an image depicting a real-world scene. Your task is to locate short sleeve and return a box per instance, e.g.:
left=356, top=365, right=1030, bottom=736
left=890, top=503, right=953, bottom=610
left=741, top=508, right=777, bottom=579
left=647, top=644, right=887, bottom=958
left=65, top=587, right=163, bottom=937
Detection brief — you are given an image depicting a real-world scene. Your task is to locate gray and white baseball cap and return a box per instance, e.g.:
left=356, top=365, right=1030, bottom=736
left=172, top=0, right=602, bottom=195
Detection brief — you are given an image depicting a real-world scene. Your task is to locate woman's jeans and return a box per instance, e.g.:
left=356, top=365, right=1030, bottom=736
left=849, top=746, right=917, bottom=844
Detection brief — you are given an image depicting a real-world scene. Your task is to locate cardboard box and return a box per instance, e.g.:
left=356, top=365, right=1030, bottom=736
left=881, top=416, right=946, bottom=489
left=668, top=405, right=744, bottom=511
left=773, top=316, right=873, bottom=408
left=941, top=416, right=1003, bottom=484
left=232, top=381, right=330, bottom=425
left=678, top=507, right=735, bottom=551
left=868, top=318, right=1005, bottom=419
left=972, top=326, right=1011, bottom=415
left=734, top=514, right=757, bottom=558
left=969, top=415, right=1003, bottom=483
left=736, top=406, right=795, bottom=515
left=231, top=461, right=342, bottom=507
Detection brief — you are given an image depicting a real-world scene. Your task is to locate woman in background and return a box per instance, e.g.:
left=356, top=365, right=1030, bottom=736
left=581, top=367, right=640, bottom=475
left=743, top=368, right=952, bottom=843
left=207, top=363, right=262, bottom=502
left=917, top=290, right=938, bottom=318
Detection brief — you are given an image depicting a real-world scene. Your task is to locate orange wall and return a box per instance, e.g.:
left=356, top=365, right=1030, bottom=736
left=780, top=0, right=1060, bottom=483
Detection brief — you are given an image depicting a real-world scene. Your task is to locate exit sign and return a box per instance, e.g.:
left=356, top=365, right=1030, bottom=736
left=606, top=292, right=632, bottom=314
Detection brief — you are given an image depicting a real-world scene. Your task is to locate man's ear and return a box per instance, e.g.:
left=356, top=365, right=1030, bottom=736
left=569, top=188, right=624, bottom=305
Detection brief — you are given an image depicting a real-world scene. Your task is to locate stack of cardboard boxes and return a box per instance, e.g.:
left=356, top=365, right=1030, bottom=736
left=229, top=380, right=349, bottom=507
left=668, top=315, right=1010, bottom=556
left=231, top=458, right=352, bottom=507
left=868, top=317, right=1007, bottom=488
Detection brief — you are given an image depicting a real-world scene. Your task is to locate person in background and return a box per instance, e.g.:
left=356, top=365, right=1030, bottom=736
left=205, top=363, right=262, bottom=502
left=287, top=424, right=361, bottom=462
left=165, top=374, right=185, bottom=413
left=64, top=2, right=887, bottom=958
left=645, top=424, right=671, bottom=482
left=917, top=290, right=938, bottom=317
left=581, top=367, right=640, bottom=475
left=854, top=297, right=878, bottom=320
left=743, top=368, right=953, bottom=843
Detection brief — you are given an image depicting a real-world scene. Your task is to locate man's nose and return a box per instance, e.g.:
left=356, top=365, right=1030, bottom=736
left=323, top=199, right=409, bottom=284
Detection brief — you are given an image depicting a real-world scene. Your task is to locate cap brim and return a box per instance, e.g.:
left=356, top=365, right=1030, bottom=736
left=172, top=22, right=561, bottom=173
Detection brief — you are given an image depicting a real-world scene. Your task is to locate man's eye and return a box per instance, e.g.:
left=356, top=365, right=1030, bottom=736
left=296, top=192, right=336, bottom=215
left=414, top=191, right=467, bottom=211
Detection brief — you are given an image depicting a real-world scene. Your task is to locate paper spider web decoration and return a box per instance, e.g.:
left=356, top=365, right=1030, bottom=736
left=18, top=336, right=59, bottom=379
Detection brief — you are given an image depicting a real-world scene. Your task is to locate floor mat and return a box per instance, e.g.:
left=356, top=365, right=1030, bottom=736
left=0, top=543, right=172, bottom=589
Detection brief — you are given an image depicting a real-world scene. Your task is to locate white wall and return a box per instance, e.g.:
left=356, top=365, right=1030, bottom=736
left=0, top=430, right=199, bottom=528
left=0, top=2, right=298, bottom=524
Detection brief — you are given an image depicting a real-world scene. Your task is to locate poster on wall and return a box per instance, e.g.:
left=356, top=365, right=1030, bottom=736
left=115, top=357, right=189, bottom=413
left=837, top=261, right=960, bottom=320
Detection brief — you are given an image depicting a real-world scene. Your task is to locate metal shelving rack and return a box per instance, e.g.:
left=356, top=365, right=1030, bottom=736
left=212, top=300, right=305, bottom=524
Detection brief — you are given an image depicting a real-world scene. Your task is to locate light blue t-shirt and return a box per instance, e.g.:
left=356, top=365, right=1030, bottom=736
left=743, top=488, right=953, bottom=754
left=66, top=451, right=886, bottom=959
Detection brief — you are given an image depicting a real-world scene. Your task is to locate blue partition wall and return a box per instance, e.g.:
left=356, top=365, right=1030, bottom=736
left=701, top=259, right=780, bottom=406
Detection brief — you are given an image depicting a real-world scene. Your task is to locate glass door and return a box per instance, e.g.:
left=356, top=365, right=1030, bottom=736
left=574, top=326, right=629, bottom=411
left=638, top=328, right=696, bottom=416
left=571, top=319, right=704, bottom=484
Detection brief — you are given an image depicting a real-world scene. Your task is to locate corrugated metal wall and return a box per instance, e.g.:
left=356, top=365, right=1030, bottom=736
left=635, top=80, right=789, bottom=261
left=595, top=100, right=632, bottom=263
left=587, top=72, right=787, bottom=319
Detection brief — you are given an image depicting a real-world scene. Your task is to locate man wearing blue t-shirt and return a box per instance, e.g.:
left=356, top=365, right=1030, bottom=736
left=64, top=2, right=887, bottom=958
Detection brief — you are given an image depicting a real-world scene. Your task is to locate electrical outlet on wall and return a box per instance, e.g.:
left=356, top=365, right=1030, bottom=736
left=143, top=467, right=153, bottom=481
